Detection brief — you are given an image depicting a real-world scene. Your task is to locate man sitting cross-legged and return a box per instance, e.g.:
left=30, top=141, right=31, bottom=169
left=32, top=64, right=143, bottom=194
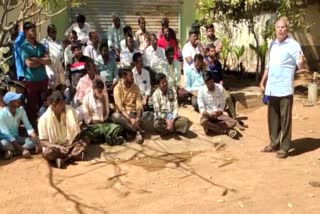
left=153, top=73, right=191, bottom=135
left=112, top=68, right=154, bottom=144
left=0, top=92, right=41, bottom=160
left=38, top=91, right=90, bottom=168
left=198, top=71, right=238, bottom=139
left=81, top=79, right=124, bottom=145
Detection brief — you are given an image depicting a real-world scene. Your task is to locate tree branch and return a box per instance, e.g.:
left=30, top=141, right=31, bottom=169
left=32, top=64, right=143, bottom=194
left=7, top=0, right=23, bottom=12
left=41, top=6, right=67, bottom=17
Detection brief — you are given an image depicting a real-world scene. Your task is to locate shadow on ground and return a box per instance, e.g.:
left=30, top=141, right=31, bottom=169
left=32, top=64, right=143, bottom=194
left=290, top=138, right=320, bottom=156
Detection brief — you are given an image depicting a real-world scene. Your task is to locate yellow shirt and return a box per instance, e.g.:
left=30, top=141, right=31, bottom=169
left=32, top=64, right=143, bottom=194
left=114, top=80, right=143, bottom=113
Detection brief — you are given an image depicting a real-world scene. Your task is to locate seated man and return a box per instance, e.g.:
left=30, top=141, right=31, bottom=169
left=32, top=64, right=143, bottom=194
left=132, top=52, right=152, bottom=109
left=38, top=91, right=90, bottom=168
left=185, top=54, right=206, bottom=112
left=205, top=44, right=246, bottom=130
left=120, top=34, right=139, bottom=67
left=95, top=42, right=119, bottom=89
left=112, top=69, right=153, bottom=144
left=153, top=73, right=191, bottom=135
left=64, top=14, right=91, bottom=44
left=143, top=33, right=166, bottom=74
left=0, top=92, right=41, bottom=159
left=65, top=42, right=90, bottom=104
left=82, top=79, right=124, bottom=145
left=83, top=31, right=101, bottom=61
left=74, top=58, right=106, bottom=105
left=198, top=71, right=237, bottom=139
left=161, top=46, right=181, bottom=89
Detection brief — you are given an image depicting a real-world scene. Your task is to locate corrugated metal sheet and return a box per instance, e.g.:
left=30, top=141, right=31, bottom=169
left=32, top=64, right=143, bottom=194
left=69, top=0, right=180, bottom=39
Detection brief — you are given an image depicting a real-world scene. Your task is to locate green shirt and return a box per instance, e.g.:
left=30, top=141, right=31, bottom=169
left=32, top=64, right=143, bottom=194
left=20, top=40, right=48, bottom=81
left=95, top=56, right=118, bottom=85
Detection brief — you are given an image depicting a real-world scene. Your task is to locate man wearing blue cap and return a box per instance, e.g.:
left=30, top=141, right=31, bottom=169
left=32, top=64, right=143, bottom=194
left=0, top=92, right=41, bottom=159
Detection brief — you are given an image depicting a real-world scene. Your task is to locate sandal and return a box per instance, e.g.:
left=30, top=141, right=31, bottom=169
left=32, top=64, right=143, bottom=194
left=276, top=150, right=288, bottom=158
left=227, top=129, right=237, bottom=139
left=261, top=145, right=278, bottom=153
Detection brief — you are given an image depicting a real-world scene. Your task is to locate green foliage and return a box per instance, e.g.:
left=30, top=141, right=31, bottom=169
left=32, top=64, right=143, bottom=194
left=232, top=45, right=245, bottom=60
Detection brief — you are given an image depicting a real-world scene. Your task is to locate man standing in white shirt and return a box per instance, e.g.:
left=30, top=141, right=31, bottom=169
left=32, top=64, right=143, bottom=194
left=83, top=31, right=101, bottom=61
left=144, top=33, right=166, bottom=74
left=41, top=24, right=65, bottom=89
left=182, top=28, right=205, bottom=72
left=260, top=17, right=307, bottom=158
left=65, top=14, right=91, bottom=44
left=132, top=52, right=151, bottom=108
left=120, top=34, right=139, bottom=67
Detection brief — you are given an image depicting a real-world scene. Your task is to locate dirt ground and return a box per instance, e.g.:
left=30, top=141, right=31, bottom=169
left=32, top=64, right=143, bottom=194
left=0, top=95, right=319, bottom=214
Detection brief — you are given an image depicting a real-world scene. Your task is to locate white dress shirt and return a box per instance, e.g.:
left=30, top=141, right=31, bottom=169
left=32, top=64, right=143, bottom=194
left=64, top=22, right=92, bottom=44
left=120, top=48, right=139, bottom=67
left=132, top=67, right=151, bottom=96
left=143, top=45, right=166, bottom=73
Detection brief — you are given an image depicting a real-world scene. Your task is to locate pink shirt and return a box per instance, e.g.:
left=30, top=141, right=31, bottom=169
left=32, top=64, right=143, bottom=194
left=75, top=74, right=107, bottom=103
left=157, top=37, right=179, bottom=60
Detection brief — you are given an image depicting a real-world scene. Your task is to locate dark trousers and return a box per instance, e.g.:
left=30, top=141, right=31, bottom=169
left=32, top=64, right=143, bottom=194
left=191, top=95, right=199, bottom=112
left=268, top=95, right=293, bottom=152
left=25, top=80, right=48, bottom=129
left=200, top=114, right=236, bottom=134
left=154, top=116, right=191, bottom=134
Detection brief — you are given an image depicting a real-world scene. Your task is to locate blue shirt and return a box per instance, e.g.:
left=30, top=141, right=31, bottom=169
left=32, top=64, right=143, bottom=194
left=20, top=40, right=48, bottom=81
left=0, top=107, right=34, bottom=140
left=265, top=37, right=302, bottom=97
left=14, top=31, right=25, bottom=80
left=185, top=65, right=205, bottom=92
left=0, top=131, right=14, bottom=142
left=205, top=57, right=223, bottom=83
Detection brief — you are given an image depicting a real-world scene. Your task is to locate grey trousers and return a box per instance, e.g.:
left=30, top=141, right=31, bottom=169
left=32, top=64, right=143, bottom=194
left=268, top=95, right=293, bottom=152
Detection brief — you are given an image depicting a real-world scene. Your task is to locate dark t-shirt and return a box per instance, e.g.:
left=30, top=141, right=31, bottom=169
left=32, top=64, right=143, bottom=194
left=65, top=55, right=90, bottom=88
left=205, top=57, right=223, bottom=83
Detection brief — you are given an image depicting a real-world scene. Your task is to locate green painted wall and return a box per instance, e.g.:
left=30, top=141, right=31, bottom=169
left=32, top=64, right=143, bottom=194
left=179, top=0, right=196, bottom=47
left=50, top=1, right=70, bottom=41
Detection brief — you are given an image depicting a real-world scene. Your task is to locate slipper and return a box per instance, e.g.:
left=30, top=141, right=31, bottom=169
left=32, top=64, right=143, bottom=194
left=227, top=129, right=237, bottom=139
left=276, top=150, right=288, bottom=158
left=261, top=145, right=278, bottom=153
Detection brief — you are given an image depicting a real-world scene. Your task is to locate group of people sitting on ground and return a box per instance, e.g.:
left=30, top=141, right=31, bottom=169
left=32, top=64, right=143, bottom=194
left=0, top=14, right=247, bottom=168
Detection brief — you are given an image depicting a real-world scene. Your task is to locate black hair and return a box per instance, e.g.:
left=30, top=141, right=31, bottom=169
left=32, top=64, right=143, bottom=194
left=125, top=33, right=133, bottom=45
left=155, top=73, right=167, bottom=85
left=205, top=23, right=214, bottom=30
left=119, top=67, right=133, bottom=78
left=161, top=17, right=169, bottom=26
left=206, top=43, right=216, bottom=51
left=69, top=30, right=77, bottom=37
left=77, top=14, right=86, bottom=23
left=194, top=54, right=204, bottom=62
left=132, top=52, right=142, bottom=63
left=49, top=91, right=65, bottom=105
left=123, top=25, right=132, bottom=35
left=92, top=79, right=105, bottom=90
left=202, top=70, right=214, bottom=82
left=85, top=58, right=95, bottom=70
left=189, top=27, right=199, bottom=36
left=165, top=45, right=174, bottom=55
left=23, top=22, right=35, bottom=31
left=148, top=33, right=157, bottom=41
left=70, top=42, right=82, bottom=51
left=99, top=42, right=108, bottom=52
left=47, top=24, right=56, bottom=34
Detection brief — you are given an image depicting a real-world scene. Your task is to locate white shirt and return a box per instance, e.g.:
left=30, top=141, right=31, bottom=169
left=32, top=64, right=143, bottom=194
left=120, top=48, right=139, bottom=67
left=40, top=37, right=65, bottom=88
left=197, top=84, right=225, bottom=115
left=83, top=43, right=101, bottom=61
left=132, top=67, right=151, bottom=96
left=143, top=45, right=166, bottom=73
left=65, top=22, right=91, bottom=44
left=182, top=41, right=201, bottom=71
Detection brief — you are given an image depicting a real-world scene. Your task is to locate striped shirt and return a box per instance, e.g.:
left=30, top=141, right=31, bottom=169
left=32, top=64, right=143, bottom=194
left=152, top=87, right=178, bottom=119
left=197, top=84, right=225, bottom=115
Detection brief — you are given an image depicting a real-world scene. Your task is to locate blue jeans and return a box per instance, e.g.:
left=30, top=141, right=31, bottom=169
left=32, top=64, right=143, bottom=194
left=0, top=137, right=35, bottom=152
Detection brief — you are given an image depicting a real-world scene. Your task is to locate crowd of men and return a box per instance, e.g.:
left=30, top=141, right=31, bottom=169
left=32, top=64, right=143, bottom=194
left=0, top=13, right=306, bottom=168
